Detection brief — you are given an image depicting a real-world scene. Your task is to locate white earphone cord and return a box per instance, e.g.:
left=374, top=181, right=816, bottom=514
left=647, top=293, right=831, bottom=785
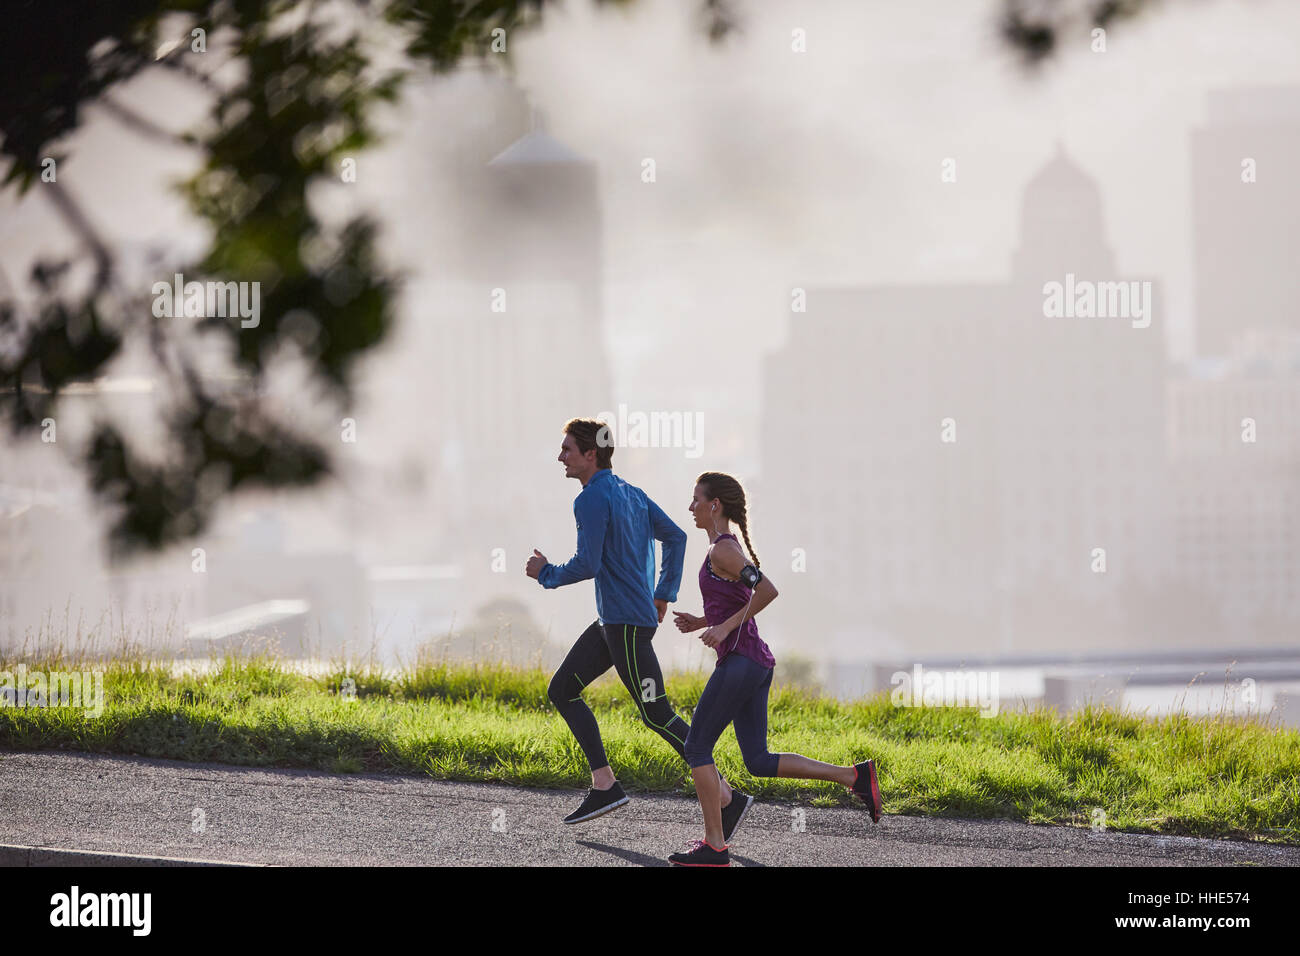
left=712, top=508, right=756, bottom=655
left=729, top=587, right=756, bottom=654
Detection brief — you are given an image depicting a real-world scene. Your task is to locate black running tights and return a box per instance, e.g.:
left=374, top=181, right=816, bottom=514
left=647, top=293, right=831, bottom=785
left=548, top=620, right=691, bottom=772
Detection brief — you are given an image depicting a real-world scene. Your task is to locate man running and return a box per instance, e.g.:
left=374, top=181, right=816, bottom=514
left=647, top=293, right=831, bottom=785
left=526, top=417, right=752, bottom=837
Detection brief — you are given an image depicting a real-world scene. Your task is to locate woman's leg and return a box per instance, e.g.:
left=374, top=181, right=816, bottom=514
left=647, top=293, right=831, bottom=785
left=683, top=655, right=756, bottom=848
left=690, top=765, right=726, bottom=849
left=774, top=754, right=855, bottom=785
left=605, top=622, right=734, bottom=805
left=733, top=666, right=856, bottom=785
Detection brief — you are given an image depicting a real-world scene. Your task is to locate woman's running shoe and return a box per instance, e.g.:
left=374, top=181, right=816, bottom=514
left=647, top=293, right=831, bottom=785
left=563, top=782, right=630, bottom=824
left=668, top=839, right=730, bottom=867
left=850, top=759, right=882, bottom=823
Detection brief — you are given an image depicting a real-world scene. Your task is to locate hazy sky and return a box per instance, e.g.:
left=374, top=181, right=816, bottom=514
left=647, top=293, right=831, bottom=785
left=5, top=0, right=1299, bottom=424
left=502, top=0, right=1300, bottom=377
left=4, top=0, right=1300, bottom=661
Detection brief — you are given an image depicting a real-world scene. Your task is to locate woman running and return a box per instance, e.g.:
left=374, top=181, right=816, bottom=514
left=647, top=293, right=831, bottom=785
left=668, top=471, right=882, bottom=867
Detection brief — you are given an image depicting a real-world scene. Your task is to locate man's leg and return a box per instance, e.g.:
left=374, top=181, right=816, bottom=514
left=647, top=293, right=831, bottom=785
left=602, top=622, right=733, bottom=804
left=547, top=620, right=617, bottom=788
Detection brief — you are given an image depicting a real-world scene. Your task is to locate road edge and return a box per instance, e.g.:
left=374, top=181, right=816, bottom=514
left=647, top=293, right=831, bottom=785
left=0, top=843, right=266, bottom=867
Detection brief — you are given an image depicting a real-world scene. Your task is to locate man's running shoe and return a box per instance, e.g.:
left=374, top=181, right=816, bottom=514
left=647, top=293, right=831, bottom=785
left=563, top=782, right=629, bottom=824
left=850, top=759, right=882, bottom=823
left=668, top=839, right=730, bottom=867
left=720, top=788, right=754, bottom=843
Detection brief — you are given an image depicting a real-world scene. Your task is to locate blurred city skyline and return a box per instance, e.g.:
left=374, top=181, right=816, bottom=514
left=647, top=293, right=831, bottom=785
left=2, top=0, right=1299, bottom=715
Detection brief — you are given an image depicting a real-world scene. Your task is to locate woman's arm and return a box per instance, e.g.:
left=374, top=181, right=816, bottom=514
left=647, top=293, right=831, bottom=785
left=704, top=539, right=779, bottom=644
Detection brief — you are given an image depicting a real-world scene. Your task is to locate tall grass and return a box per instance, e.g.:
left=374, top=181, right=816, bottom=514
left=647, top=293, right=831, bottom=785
left=1, top=642, right=1297, bottom=844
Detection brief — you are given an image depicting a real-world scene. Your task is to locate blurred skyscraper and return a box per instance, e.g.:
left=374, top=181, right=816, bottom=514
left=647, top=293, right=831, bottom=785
left=1192, top=86, right=1300, bottom=357
left=762, top=146, right=1169, bottom=660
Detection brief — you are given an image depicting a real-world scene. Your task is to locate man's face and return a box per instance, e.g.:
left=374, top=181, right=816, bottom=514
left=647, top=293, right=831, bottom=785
left=558, top=432, right=595, bottom=479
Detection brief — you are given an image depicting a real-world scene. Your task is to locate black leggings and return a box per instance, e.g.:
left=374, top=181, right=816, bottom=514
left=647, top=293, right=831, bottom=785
left=683, top=651, right=783, bottom=776
left=548, top=620, right=692, bottom=771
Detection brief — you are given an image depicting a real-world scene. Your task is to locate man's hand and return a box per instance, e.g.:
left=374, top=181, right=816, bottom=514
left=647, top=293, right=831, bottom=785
left=654, top=599, right=668, bottom=624
left=525, top=549, right=548, bottom=580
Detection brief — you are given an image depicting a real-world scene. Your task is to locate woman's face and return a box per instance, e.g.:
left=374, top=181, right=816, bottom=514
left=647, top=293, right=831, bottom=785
left=689, top=483, right=719, bottom=529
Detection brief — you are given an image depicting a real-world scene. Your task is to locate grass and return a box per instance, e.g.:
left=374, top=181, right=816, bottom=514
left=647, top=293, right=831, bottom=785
left=1, top=642, right=1298, bottom=845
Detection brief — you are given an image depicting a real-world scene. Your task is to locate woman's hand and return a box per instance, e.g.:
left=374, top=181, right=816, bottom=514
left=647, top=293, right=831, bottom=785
left=699, top=625, right=727, bottom=648
left=700, top=613, right=742, bottom=648
left=673, top=611, right=707, bottom=633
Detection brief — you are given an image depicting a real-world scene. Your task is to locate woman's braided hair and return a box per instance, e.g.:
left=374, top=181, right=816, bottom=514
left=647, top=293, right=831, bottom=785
left=696, top=471, right=759, bottom=569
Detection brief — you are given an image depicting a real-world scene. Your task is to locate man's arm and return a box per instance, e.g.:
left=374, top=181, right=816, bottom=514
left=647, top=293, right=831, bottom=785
left=646, top=495, right=687, bottom=604
left=538, top=492, right=608, bottom=589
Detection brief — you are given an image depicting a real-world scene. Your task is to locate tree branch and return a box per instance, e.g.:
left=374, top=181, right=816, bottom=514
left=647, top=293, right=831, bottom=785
left=97, top=95, right=198, bottom=149
left=156, top=49, right=224, bottom=94
left=41, top=179, right=114, bottom=294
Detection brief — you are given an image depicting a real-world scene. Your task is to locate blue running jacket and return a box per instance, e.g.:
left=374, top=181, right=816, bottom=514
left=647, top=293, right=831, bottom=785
left=538, top=468, right=687, bottom=628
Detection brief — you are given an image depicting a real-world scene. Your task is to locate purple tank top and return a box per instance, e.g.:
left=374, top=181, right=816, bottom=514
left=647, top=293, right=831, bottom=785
left=698, top=533, right=776, bottom=669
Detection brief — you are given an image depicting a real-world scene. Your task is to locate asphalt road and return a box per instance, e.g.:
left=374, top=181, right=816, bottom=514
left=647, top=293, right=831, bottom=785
left=1, top=750, right=1295, bottom=867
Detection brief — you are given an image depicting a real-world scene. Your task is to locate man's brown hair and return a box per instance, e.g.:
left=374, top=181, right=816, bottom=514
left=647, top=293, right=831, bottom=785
left=564, top=417, right=614, bottom=470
